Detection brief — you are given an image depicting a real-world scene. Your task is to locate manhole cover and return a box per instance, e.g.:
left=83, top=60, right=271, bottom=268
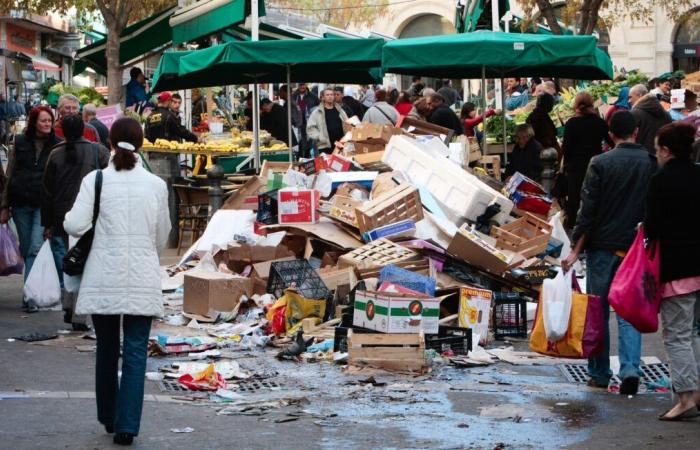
left=233, top=378, right=282, bottom=393
left=156, top=379, right=190, bottom=393
left=559, top=363, right=670, bottom=384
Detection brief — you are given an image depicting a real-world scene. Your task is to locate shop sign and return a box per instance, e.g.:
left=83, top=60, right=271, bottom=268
left=6, top=24, right=37, bottom=55
left=673, top=44, right=700, bottom=58
left=96, top=104, right=122, bottom=130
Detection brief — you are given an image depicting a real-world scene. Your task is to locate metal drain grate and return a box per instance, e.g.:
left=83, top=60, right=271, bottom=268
left=560, top=363, right=670, bottom=384
left=156, top=379, right=190, bottom=393
left=233, top=378, right=282, bottom=393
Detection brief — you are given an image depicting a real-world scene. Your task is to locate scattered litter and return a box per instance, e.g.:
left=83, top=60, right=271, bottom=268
left=170, top=427, right=195, bottom=433
left=12, top=333, right=58, bottom=342
left=146, top=372, right=164, bottom=381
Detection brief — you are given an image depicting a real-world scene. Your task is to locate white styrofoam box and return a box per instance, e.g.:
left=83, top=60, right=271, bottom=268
left=382, top=136, right=513, bottom=223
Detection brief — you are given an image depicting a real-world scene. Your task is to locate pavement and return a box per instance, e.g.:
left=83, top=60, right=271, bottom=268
left=1, top=252, right=698, bottom=450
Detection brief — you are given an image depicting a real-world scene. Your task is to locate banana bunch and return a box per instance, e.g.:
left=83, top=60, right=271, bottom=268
left=559, top=86, right=581, bottom=105
left=261, top=143, right=289, bottom=152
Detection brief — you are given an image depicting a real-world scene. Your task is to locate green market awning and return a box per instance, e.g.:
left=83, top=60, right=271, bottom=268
left=74, top=6, right=176, bottom=76
left=176, top=38, right=385, bottom=86
left=382, top=31, right=613, bottom=80
left=150, top=50, right=194, bottom=93
left=221, top=22, right=303, bottom=42
left=170, top=0, right=265, bottom=45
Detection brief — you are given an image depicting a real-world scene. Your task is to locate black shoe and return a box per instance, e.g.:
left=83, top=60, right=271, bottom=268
left=72, top=323, right=90, bottom=332
left=586, top=378, right=608, bottom=389
left=620, top=377, right=640, bottom=395
left=63, top=309, right=72, bottom=324
left=114, top=433, right=134, bottom=446
left=104, top=424, right=114, bottom=434
left=25, top=300, right=39, bottom=313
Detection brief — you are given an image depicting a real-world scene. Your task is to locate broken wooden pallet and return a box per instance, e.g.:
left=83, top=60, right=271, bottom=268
left=347, top=330, right=429, bottom=374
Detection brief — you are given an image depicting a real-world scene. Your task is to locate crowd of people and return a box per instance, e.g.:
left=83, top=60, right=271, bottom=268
left=0, top=94, right=170, bottom=445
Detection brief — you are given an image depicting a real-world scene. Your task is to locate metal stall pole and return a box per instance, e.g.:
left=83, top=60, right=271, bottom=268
left=286, top=65, right=293, bottom=162
left=481, top=65, right=487, bottom=155
left=501, top=77, right=508, bottom=166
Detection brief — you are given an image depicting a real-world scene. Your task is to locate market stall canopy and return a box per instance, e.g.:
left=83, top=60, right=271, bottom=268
left=151, top=50, right=194, bottom=93
left=26, top=53, right=61, bottom=72
left=221, top=20, right=304, bottom=42
left=170, top=0, right=266, bottom=45
left=382, top=31, right=613, bottom=80
left=74, top=6, right=176, bottom=75
left=176, top=37, right=385, bottom=86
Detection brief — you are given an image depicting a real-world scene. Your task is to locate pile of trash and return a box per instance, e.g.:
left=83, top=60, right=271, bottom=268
left=158, top=121, right=572, bottom=383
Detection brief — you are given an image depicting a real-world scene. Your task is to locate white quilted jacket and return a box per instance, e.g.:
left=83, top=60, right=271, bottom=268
left=64, top=160, right=171, bottom=317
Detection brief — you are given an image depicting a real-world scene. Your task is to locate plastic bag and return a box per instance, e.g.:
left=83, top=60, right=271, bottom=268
left=548, top=212, right=581, bottom=272
left=608, top=227, right=661, bottom=333
left=23, top=240, right=61, bottom=307
left=542, top=268, right=573, bottom=342
left=0, top=223, right=23, bottom=276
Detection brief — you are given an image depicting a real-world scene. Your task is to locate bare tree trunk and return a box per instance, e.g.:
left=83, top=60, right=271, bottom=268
left=579, top=0, right=593, bottom=35
left=535, top=0, right=563, bottom=35
left=97, top=0, right=131, bottom=105
left=584, top=0, right=605, bottom=35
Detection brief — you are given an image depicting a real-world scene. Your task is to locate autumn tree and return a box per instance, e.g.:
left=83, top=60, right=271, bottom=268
left=517, top=0, right=694, bottom=36
left=267, top=0, right=389, bottom=30
left=4, top=1, right=172, bottom=104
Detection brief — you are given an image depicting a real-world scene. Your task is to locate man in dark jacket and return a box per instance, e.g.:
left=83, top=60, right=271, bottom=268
left=145, top=92, right=198, bottom=143
left=562, top=111, right=657, bottom=395
left=260, top=99, right=296, bottom=146
left=630, top=84, right=671, bottom=154
left=427, top=93, right=463, bottom=135
left=82, top=103, right=110, bottom=148
left=292, top=83, right=320, bottom=158
left=437, top=79, right=461, bottom=106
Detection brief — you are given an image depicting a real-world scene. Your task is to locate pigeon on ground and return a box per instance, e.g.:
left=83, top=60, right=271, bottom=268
left=276, top=330, right=314, bottom=360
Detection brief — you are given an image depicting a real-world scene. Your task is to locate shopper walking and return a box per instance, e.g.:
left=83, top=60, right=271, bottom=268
left=562, top=111, right=657, bottom=395
left=54, top=94, right=99, bottom=143
left=561, top=92, right=609, bottom=229
left=362, top=90, right=399, bottom=125
left=293, top=83, right=320, bottom=158
left=604, top=86, right=631, bottom=124
left=306, top=88, right=348, bottom=155
left=0, top=106, right=62, bottom=312
left=630, top=84, right=672, bottom=154
left=644, top=122, right=700, bottom=421
left=63, top=117, right=170, bottom=446
left=82, top=103, right=110, bottom=148
left=41, top=114, right=109, bottom=330
left=526, top=93, right=561, bottom=159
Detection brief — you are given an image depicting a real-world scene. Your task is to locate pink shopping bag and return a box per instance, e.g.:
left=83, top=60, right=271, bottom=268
left=608, top=227, right=661, bottom=333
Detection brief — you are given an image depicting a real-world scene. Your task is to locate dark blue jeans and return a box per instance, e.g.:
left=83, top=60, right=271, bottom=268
left=92, top=315, right=152, bottom=435
left=587, top=249, right=642, bottom=385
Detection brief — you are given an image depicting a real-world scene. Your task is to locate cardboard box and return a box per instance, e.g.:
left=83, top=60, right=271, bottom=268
left=363, top=219, right=416, bottom=242
left=183, top=270, right=253, bottom=317
left=222, top=176, right=266, bottom=210
left=353, top=291, right=441, bottom=334
left=326, top=154, right=352, bottom=172
left=328, top=195, right=363, bottom=228
left=458, top=287, right=492, bottom=343
left=352, top=141, right=386, bottom=154
left=447, top=227, right=525, bottom=275
left=352, top=123, right=404, bottom=143
left=278, top=188, right=321, bottom=224
left=226, top=241, right=295, bottom=266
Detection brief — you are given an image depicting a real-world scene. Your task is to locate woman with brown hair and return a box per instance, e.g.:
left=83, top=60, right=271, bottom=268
left=0, top=106, right=62, bottom=312
left=644, top=122, right=700, bottom=421
left=561, top=92, right=609, bottom=229
left=63, top=117, right=170, bottom=445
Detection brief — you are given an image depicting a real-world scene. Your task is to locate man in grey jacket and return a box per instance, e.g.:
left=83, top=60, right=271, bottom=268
left=306, top=88, right=348, bottom=154
left=562, top=111, right=657, bottom=395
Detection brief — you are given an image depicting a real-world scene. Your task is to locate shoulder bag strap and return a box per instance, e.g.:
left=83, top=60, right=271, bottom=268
left=373, top=105, right=396, bottom=125
left=94, top=144, right=100, bottom=168
left=92, top=170, right=102, bottom=227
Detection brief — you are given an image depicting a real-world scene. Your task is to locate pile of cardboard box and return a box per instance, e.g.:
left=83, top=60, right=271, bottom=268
left=174, top=125, right=564, bottom=373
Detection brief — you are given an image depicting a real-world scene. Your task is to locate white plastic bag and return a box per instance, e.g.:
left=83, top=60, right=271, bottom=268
left=23, top=240, right=61, bottom=307
left=549, top=211, right=582, bottom=272
left=542, top=268, right=573, bottom=342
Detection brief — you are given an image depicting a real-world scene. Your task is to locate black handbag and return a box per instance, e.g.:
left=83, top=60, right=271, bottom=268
left=63, top=152, right=103, bottom=276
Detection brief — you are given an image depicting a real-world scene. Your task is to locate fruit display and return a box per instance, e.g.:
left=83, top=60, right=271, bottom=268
left=142, top=135, right=287, bottom=154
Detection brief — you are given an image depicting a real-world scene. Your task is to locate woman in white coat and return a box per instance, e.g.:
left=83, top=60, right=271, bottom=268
left=63, top=117, right=170, bottom=446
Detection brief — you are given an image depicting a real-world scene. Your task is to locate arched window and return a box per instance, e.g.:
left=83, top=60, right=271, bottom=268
left=399, top=14, right=455, bottom=38
left=673, top=8, right=700, bottom=73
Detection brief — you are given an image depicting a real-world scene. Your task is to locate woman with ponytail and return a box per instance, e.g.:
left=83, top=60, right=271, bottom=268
left=63, top=117, right=170, bottom=445
left=41, top=113, right=109, bottom=330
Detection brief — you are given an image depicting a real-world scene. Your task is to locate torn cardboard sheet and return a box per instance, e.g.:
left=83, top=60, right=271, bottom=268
left=263, top=217, right=363, bottom=250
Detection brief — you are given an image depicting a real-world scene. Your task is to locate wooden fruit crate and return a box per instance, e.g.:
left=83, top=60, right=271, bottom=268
left=327, top=195, right=364, bottom=228
left=356, top=183, right=423, bottom=235
left=491, top=212, right=552, bottom=258
left=347, top=330, right=429, bottom=374
left=479, top=155, right=502, bottom=181
left=338, top=238, right=420, bottom=269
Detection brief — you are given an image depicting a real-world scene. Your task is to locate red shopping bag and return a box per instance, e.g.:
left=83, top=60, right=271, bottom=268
left=608, top=227, right=661, bottom=333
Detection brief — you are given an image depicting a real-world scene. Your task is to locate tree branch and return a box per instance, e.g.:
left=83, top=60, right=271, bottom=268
left=585, top=0, right=605, bottom=35
left=535, top=0, right=562, bottom=35
left=579, top=0, right=592, bottom=35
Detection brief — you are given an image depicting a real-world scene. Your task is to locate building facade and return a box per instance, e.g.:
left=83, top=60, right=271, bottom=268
left=371, top=0, right=700, bottom=77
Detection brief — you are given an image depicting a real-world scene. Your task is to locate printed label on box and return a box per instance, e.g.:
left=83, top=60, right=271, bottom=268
left=458, top=287, right=493, bottom=343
